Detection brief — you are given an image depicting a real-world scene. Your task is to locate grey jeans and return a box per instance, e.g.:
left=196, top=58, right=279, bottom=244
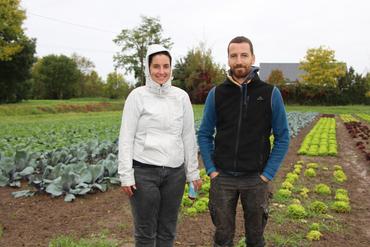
left=130, top=163, right=186, bottom=247
left=208, top=173, right=270, bottom=247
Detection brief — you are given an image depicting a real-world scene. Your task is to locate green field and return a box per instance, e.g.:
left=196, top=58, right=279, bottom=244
left=1, top=98, right=368, bottom=117
left=196, top=104, right=370, bottom=115
left=286, top=104, right=370, bottom=114
left=0, top=111, right=121, bottom=156
left=0, top=98, right=123, bottom=116
left=1, top=101, right=369, bottom=157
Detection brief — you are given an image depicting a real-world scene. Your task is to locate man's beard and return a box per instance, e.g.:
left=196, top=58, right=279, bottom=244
left=231, top=65, right=250, bottom=80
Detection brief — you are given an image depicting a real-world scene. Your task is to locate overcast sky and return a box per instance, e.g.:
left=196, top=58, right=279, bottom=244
left=21, top=0, right=370, bottom=83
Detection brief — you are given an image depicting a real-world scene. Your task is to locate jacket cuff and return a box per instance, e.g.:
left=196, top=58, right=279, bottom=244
left=262, top=171, right=273, bottom=181
left=120, top=176, right=136, bottom=187
left=186, top=170, right=200, bottom=182
left=206, top=166, right=217, bottom=176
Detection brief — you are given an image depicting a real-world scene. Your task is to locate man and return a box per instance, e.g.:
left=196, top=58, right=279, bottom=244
left=198, top=36, right=290, bottom=247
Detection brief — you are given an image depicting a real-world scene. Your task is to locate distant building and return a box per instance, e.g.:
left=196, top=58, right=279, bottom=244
left=259, top=63, right=304, bottom=83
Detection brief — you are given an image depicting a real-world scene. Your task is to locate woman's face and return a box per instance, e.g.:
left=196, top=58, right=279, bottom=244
left=149, top=54, right=171, bottom=85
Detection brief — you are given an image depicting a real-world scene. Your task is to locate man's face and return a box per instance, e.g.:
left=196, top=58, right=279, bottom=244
left=228, top=42, right=255, bottom=82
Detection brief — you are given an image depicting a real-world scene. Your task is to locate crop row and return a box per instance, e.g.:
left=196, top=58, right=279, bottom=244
left=287, top=112, right=318, bottom=137
left=342, top=121, right=370, bottom=161
left=357, top=113, right=370, bottom=123
left=298, top=117, right=337, bottom=156
left=339, top=114, right=359, bottom=123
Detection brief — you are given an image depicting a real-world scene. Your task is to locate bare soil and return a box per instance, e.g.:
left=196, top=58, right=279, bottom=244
left=0, top=116, right=369, bottom=247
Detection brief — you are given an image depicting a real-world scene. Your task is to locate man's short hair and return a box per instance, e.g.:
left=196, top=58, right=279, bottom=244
left=227, top=36, right=254, bottom=55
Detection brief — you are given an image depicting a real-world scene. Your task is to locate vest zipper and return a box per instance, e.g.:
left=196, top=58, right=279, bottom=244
left=233, top=83, right=249, bottom=170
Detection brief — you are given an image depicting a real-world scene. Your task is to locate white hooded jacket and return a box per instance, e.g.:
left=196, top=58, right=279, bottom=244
left=118, top=44, right=200, bottom=186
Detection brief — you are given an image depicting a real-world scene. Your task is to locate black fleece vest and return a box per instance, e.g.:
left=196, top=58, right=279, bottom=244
left=214, top=75, right=274, bottom=173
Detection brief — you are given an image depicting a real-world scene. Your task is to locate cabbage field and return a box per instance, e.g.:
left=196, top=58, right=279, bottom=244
left=0, top=112, right=318, bottom=202
left=0, top=109, right=370, bottom=247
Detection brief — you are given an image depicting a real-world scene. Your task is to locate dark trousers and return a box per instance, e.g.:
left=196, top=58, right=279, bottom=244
left=208, top=173, right=270, bottom=247
left=130, top=163, right=186, bottom=247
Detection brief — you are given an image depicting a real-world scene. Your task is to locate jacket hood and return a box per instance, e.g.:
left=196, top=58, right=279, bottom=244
left=227, top=66, right=260, bottom=86
left=145, top=44, right=173, bottom=95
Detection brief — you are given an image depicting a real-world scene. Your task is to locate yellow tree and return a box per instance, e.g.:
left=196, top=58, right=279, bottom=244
left=299, top=46, right=346, bottom=87
left=0, top=0, right=26, bottom=61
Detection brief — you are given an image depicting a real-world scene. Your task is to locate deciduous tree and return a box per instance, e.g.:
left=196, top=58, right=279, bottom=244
left=0, top=0, right=36, bottom=103
left=71, top=53, right=105, bottom=97
left=173, top=43, right=225, bottom=103
left=0, top=38, right=36, bottom=103
left=0, top=0, right=26, bottom=61
left=267, top=69, right=285, bottom=86
left=299, top=46, right=346, bottom=87
left=104, top=71, right=131, bottom=99
left=113, top=16, right=172, bottom=87
left=31, top=55, right=80, bottom=99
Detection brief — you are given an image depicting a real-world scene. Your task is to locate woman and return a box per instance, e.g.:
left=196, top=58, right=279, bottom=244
left=118, top=44, right=202, bottom=247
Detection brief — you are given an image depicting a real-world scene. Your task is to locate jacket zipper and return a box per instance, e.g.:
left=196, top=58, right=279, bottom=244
left=233, top=83, right=249, bottom=170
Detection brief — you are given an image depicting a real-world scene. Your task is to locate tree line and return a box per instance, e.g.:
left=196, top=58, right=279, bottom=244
left=1, top=1, right=369, bottom=104
left=267, top=47, right=370, bottom=105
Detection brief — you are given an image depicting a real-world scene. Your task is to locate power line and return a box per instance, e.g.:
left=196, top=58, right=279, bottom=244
left=37, top=43, right=117, bottom=54
left=28, top=12, right=119, bottom=34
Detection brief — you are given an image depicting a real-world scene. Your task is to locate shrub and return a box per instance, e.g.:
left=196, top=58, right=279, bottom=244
left=333, top=165, right=343, bottom=170
left=291, top=199, right=301, bottom=204
left=182, top=196, right=193, bottom=207
left=199, top=197, right=209, bottom=204
left=287, top=204, right=307, bottom=219
left=275, top=189, right=292, bottom=199
left=314, top=184, right=331, bottom=195
left=306, top=162, right=319, bottom=169
left=331, top=201, right=351, bottom=213
left=185, top=207, right=197, bottom=216
left=294, top=164, right=303, bottom=170
left=333, top=170, right=347, bottom=183
left=300, top=187, right=310, bottom=198
left=282, top=181, right=293, bottom=190
left=335, top=193, right=349, bottom=202
left=201, top=183, right=210, bottom=193
left=309, top=223, right=320, bottom=231
left=293, top=168, right=301, bottom=175
left=306, top=230, right=322, bottom=241
left=309, top=200, right=328, bottom=214
left=304, top=168, right=316, bottom=177
left=200, top=169, right=207, bottom=177
left=336, top=188, right=349, bottom=197
left=285, top=172, right=299, bottom=183
left=194, top=200, right=208, bottom=213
